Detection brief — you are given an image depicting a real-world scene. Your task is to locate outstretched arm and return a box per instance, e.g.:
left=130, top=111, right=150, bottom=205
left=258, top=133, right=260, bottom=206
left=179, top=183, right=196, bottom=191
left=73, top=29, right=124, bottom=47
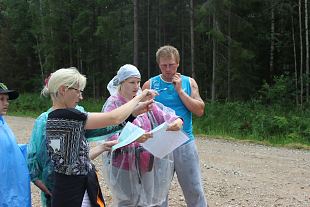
left=89, top=140, right=118, bottom=160
left=85, top=89, right=155, bottom=129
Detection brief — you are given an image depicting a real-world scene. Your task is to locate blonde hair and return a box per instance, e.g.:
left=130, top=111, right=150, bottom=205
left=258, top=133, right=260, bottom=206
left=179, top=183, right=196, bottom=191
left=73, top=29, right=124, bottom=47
left=156, top=45, right=180, bottom=64
left=41, top=67, right=86, bottom=99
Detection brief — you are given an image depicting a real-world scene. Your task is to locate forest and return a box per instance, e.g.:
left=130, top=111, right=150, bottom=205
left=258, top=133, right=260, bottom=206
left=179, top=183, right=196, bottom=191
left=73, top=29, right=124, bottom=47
left=1, top=0, right=310, bottom=145
left=0, top=0, right=308, bottom=102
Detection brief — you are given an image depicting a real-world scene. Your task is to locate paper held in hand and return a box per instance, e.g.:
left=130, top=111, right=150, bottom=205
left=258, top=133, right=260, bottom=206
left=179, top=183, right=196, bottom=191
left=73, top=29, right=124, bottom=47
left=111, top=122, right=189, bottom=158
left=141, top=122, right=189, bottom=159
left=112, top=122, right=145, bottom=151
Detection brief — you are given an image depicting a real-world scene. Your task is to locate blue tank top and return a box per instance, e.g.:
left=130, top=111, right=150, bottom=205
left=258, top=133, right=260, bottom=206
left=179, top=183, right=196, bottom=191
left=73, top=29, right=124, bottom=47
left=150, top=75, right=194, bottom=141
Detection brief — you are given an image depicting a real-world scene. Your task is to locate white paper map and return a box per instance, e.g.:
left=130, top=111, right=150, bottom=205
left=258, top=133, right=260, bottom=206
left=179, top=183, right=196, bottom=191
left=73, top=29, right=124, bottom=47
left=111, top=121, right=189, bottom=158
left=141, top=122, right=189, bottom=159
left=111, top=122, right=145, bottom=151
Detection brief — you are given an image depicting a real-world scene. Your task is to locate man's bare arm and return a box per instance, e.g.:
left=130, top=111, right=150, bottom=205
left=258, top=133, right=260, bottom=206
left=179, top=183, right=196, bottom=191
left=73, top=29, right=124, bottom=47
left=143, top=78, right=204, bottom=116
left=177, top=77, right=205, bottom=117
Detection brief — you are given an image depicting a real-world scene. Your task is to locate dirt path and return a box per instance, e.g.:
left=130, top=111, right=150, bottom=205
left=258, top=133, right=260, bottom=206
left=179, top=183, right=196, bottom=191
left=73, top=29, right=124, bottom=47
left=5, top=115, right=310, bottom=207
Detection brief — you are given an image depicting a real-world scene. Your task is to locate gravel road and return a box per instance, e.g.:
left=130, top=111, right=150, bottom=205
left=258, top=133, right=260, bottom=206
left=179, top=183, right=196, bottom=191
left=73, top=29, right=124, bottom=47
left=5, top=115, right=310, bottom=207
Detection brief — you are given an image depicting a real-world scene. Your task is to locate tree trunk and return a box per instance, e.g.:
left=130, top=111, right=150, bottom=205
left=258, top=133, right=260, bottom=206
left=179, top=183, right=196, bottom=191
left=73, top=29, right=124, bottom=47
left=181, top=33, right=184, bottom=74
left=37, top=0, right=45, bottom=80
left=92, top=74, right=96, bottom=99
left=299, top=0, right=304, bottom=106
left=269, top=0, right=275, bottom=82
left=190, top=0, right=195, bottom=78
left=158, top=0, right=161, bottom=47
left=147, top=0, right=150, bottom=78
left=68, top=0, right=73, bottom=66
left=69, top=30, right=73, bottom=66
left=292, top=17, right=299, bottom=106
left=79, top=47, right=83, bottom=73
left=227, top=4, right=231, bottom=100
left=305, top=0, right=309, bottom=102
left=181, top=1, right=184, bottom=74
left=211, top=12, right=217, bottom=102
left=48, top=5, right=55, bottom=70
left=133, top=0, right=139, bottom=66
left=35, top=35, right=44, bottom=82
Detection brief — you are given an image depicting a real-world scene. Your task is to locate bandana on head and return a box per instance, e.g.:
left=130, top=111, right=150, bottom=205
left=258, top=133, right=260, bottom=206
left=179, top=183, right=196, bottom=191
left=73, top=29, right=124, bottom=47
left=107, top=64, right=141, bottom=95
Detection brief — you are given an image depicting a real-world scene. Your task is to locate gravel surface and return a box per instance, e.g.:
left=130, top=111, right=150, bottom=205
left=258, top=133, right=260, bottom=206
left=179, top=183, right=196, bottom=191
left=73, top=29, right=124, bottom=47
left=6, top=115, right=310, bottom=207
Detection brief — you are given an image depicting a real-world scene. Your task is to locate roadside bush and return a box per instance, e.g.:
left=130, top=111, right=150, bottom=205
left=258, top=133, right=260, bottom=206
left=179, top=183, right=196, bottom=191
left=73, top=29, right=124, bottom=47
left=8, top=93, right=105, bottom=117
left=195, top=101, right=310, bottom=146
left=8, top=93, right=310, bottom=147
left=258, top=74, right=296, bottom=106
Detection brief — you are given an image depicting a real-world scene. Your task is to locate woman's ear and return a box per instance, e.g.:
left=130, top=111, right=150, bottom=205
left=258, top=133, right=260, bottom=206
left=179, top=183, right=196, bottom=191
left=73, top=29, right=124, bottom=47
left=58, top=85, right=67, bottom=96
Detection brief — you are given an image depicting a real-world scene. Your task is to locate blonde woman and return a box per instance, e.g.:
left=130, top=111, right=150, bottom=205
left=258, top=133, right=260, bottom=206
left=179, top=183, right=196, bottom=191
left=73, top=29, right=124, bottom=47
left=43, top=67, right=154, bottom=207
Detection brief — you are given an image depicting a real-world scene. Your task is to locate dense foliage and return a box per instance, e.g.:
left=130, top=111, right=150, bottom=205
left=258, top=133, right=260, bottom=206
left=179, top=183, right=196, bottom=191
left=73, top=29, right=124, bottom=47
left=194, top=102, right=310, bottom=146
left=1, top=0, right=310, bottom=146
left=0, top=0, right=308, bottom=103
left=7, top=93, right=105, bottom=117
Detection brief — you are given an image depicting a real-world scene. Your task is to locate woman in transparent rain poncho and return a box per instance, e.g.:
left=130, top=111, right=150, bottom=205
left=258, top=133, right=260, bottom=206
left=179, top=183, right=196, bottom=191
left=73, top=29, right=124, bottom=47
left=101, top=64, right=183, bottom=207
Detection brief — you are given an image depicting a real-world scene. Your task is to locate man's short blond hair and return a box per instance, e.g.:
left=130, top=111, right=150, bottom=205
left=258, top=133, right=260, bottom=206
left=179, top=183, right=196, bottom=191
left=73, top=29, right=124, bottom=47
left=156, top=45, right=180, bottom=64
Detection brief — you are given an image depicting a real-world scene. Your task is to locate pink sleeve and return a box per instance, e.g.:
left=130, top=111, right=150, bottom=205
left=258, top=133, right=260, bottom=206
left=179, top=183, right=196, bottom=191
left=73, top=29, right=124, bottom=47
left=103, top=96, right=123, bottom=112
left=151, top=104, right=179, bottom=124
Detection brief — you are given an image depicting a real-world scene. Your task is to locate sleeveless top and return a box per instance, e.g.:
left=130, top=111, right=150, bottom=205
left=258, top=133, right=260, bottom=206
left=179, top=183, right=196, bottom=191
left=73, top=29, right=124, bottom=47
left=150, top=74, right=194, bottom=141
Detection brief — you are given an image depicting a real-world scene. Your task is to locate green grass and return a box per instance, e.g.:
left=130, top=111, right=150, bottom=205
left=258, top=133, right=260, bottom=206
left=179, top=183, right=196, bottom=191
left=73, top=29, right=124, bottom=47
left=193, top=101, right=310, bottom=148
left=8, top=93, right=106, bottom=117
left=8, top=93, right=51, bottom=117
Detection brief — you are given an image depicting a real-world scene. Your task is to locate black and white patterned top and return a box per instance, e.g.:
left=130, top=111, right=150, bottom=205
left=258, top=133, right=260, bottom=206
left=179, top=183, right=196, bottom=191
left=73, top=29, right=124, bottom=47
left=46, top=108, right=92, bottom=175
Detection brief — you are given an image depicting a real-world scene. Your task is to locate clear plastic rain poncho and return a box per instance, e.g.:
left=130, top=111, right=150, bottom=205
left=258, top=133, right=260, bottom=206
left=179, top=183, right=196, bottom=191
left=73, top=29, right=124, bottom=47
left=102, top=93, right=178, bottom=206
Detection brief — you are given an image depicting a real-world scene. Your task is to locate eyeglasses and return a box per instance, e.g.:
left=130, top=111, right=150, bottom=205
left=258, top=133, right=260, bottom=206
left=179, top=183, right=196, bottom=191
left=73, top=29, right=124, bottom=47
left=159, top=63, right=177, bottom=69
left=68, top=87, right=83, bottom=95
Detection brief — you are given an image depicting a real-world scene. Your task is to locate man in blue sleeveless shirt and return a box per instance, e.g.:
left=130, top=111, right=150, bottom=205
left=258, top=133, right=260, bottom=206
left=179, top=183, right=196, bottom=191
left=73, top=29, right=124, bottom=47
left=143, top=45, right=207, bottom=206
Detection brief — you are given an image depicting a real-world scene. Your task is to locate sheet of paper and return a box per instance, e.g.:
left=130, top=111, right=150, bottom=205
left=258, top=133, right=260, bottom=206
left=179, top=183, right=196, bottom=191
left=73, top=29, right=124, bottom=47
left=150, top=122, right=168, bottom=133
left=141, top=123, right=189, bottom=159
left=112, top=122, right=145, bottom=151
